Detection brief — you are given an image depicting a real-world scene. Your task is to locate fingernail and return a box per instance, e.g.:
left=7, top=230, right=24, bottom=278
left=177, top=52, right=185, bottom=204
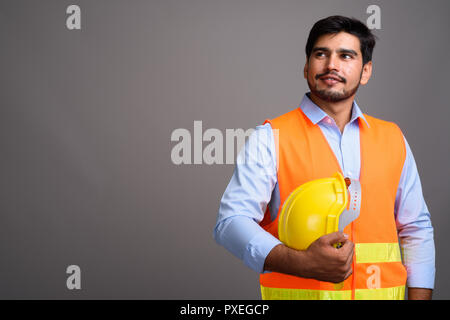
left=343, top=233, right=349, bottom=239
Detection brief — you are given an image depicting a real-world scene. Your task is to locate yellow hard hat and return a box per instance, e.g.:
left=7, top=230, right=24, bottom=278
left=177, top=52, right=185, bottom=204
left=278, top=172, right=361, bottom=251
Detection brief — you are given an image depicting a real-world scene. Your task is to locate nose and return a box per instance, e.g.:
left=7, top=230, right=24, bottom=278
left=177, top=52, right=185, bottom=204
left=326, top=53, right=340, bottom=71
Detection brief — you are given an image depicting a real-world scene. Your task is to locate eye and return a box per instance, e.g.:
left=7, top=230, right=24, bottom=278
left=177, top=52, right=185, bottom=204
left=341, top=53, right=353, bottom=59
left=315, top=51, right=326, bottom=58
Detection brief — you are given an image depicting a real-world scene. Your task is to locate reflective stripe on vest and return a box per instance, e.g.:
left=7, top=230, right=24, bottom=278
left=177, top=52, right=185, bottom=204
left=356, top=243, right=401, bottom=264
left=260, top=285, right=405, bottom=300
left=259, top=108, right=408, bottom=300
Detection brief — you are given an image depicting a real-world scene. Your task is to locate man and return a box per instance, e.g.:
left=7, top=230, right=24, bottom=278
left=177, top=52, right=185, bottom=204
left=213, top=15, right=435, bottom=300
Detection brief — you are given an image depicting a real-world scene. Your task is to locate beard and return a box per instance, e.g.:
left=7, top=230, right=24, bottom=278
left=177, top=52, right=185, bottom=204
left=307, top=71, right=362, bottom=103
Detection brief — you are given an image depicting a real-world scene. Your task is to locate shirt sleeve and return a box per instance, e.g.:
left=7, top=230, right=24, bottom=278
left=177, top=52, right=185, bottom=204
left=395, top=136, right=436, bottom=289
left=213, top=123, right=282, bottom=273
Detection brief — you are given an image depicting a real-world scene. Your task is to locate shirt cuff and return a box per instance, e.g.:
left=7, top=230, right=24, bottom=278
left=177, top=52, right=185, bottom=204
left=243, top=230, right=282, bottom=274
left=405, top=263, right=435, bottom=289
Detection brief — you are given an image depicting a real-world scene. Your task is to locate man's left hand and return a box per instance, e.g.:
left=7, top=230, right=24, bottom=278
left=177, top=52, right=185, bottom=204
left=408, top=288, right=433, bottom=300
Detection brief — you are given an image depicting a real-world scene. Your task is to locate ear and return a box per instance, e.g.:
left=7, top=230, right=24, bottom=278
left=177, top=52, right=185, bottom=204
left=303, top=59, right=308, bottom=79
left=360, top=61, right=373, bottom=85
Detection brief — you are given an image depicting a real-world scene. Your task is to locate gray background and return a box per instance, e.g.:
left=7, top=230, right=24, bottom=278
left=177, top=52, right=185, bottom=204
left=0, top=0, right=449, bottom=299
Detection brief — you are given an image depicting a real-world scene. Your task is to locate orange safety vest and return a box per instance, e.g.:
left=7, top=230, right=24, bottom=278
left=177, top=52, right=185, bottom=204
left=259, top=107, right=408, bottom=300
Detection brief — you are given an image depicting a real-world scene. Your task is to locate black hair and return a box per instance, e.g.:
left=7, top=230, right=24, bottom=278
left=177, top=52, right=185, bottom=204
left=305, top=15, right=377, bottom=65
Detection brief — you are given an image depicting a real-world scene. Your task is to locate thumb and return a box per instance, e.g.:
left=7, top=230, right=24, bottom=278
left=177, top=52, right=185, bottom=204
left=322, top=231, right=348, bottom=245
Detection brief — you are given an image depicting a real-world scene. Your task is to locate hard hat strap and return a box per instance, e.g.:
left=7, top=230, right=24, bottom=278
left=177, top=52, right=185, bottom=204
left=338, top=178, right=362, bottom=232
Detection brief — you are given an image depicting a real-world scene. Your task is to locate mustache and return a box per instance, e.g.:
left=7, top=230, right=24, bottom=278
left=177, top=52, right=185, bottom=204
left=315, top=71, right=346, bottom=84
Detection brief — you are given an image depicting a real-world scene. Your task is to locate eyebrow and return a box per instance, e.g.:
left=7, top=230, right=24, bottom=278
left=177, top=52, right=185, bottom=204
left=312, top=47, right=358, bottom=56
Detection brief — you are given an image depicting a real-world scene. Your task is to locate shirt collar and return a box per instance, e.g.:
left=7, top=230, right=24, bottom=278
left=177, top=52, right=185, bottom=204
left=299, top=92, right=370, bottom=128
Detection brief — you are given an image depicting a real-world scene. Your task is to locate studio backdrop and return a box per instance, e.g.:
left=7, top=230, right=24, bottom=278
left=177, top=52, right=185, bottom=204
left=1, top=0, right=449, bottom=299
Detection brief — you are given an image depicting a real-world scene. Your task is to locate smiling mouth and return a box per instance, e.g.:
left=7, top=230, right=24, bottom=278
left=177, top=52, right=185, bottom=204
left=316, top=72, right=346, bottom=84
left=320, top=77, right=342, bottom=85
left=320, top=77, right=341, bottom=81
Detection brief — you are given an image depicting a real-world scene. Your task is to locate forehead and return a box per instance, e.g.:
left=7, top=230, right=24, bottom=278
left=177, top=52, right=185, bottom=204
left=313, top=32, right=361, bottom=54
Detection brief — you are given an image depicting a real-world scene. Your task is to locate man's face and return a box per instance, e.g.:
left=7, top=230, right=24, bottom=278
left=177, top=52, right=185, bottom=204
left=304, top=31, right=372, bottom=103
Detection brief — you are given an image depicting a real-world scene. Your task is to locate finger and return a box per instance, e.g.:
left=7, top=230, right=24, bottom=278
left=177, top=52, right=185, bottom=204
left=344, top=245, right=354, bottom=266
left=323, top=231, right=349, bottom=246
left=339, top=239, right=353, bottom=255
left=343, top=267, right=353, bottom=281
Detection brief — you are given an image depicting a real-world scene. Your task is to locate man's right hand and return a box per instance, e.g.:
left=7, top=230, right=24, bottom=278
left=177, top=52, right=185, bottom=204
left=263, top=231, right=354, bottom=283
left=302, top=231, right=354, bottom=283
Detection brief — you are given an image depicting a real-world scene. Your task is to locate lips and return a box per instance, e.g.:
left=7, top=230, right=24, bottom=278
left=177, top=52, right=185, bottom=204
left=320, top=75, right=341, bottom=81
left=320, top=76, right=341, bottom=85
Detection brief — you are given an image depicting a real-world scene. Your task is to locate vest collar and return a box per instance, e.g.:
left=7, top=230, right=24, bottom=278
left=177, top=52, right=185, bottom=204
left=299, top=93, right=370, bottom=128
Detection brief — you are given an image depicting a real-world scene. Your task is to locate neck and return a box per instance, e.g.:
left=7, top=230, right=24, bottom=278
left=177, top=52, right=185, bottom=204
left=308, top=92, right=355, bottom=133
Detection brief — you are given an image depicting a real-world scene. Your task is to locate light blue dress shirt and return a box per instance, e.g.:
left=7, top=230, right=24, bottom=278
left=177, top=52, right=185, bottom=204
left=213, top=93, right=435, bottom=289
